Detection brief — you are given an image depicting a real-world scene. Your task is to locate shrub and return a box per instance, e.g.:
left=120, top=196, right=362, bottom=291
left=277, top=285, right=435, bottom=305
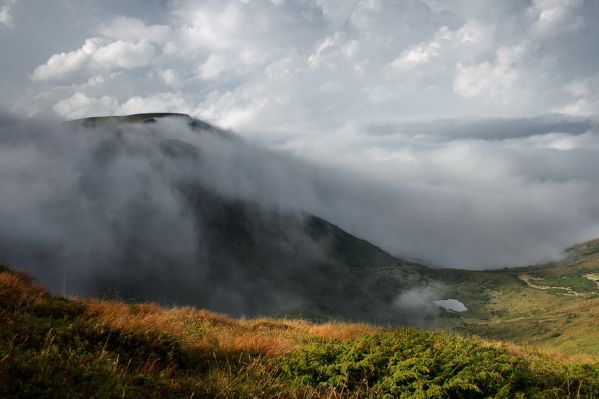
left=281, top=330, right=599, bottom=398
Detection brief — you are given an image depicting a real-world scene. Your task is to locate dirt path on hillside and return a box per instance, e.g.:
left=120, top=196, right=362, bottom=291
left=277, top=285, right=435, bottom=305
left=584, top=273, right=599, bottom=289
left=518, top=275, right=584, bottom=297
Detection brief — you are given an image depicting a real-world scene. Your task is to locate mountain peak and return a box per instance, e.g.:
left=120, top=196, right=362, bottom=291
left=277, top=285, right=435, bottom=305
left=69, top=113, right=192, bottom=127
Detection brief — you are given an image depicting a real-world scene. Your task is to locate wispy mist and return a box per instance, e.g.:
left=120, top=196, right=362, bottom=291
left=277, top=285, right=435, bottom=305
left=1, top=0, right=599, bottom=328
left=0, top=111, right=598, bottom=322
left=2, top=112, right=599, bottom=269
left=0, top=112, right=434, bottom=323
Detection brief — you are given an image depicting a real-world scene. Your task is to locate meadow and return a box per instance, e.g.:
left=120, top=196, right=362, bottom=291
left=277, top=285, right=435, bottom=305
left=1, top=263, right=597, bottom=398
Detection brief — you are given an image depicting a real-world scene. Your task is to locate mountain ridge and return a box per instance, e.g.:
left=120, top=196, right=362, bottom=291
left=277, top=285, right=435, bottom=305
left=2, top=113, right=596, bottom=356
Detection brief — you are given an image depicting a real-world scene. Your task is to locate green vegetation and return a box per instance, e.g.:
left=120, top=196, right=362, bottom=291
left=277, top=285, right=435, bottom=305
left=428, top=240, right=599, bottom=358
left=282, top=332, right=598, bottom=398
left=1, top=263, right=597, bottom=398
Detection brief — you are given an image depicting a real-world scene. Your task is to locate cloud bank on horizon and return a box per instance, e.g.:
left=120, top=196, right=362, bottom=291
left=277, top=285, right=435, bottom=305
left=1, top=0, right=599, bottom=267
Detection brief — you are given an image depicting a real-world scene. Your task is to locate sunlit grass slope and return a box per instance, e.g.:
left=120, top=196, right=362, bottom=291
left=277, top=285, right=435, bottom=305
left=1, top=264, right=597, bottom=398
left=436, top=239, right=599, bottom=357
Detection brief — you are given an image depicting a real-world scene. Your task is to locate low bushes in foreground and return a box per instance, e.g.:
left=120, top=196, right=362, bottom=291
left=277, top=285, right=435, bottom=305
left=280, top=331, right=598, bottom=398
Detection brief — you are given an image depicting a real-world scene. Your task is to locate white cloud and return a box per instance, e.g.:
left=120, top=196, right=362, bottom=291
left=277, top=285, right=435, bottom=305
left=160, top=69, right=179, bottom=86
left=387, top=20, right=492, bottom=74
left=91, top=39, right=155, bottom=69
left=99, top=16, right=171, bottom=43
left=53, top=92, right=119, bottom=119
left=3, top=0, right=599, bottom=268
left=197, top=54, right=230, bottom=80
left=13, top=0, right=599, bottom=133
left=530, top=0, right=585, bottom=37
left=53, top=91, right=193, bottom=119
left=32, top=38, right=155, bottom=81
left=554, top=99, right=596, bottom=117
left=32, top=38, right=102, bottom=80
left=554, top=73, right=599, bottom=117
left=307, top=33, right=344, bottom=70
left=387, top=27, right=448, bottom=72
left=197, top=89, right=268, bottom=129
left=176, top=2, right=242, bottom=50
left=453, top=43, right=527, bottom=102
left=119, top=92, right=192, bottom=115
left=171, top=0, right=326, bottom=57
left=265, top=55, right=302, bottom=79
left=0, top=4, right=12, bottom=27
left=522, top=131, right=599, bottom=151
left=349, top=0, right=391, bottom=31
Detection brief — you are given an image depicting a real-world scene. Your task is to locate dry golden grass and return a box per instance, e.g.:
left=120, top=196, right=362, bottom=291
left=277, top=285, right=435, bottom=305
left=0, top=270, right=47, bottom=306
left=481, top=337, right=597, bottom=366
left=83, top=298, right=384, bottom=360
left=307, top=321, right=378, bottom=340
left=83, top=294, right=599, bottom=372
left=4, top=262, right=594, bottom=367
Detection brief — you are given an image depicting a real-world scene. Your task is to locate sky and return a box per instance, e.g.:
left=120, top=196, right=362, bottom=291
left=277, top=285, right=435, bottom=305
left=1, top=0, right=599, bottom=267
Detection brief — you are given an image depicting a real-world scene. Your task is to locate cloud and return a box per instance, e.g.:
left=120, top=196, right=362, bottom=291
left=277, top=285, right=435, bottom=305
left=0, top=4, right=12, bottom=27
left=197, top=54, right=230, bottom=80
left=530, top=0, right=585, bottom=37
left=392, top=286, right=442, bottom=327
left=32, top=38, right=155, bottom=81
left=92, top=39, right=155, bottom=69
left=160, top=69, right=179, bottom=86
left=119, top=92, right=192, bottom=115
left=2, top=109, right=599, bottom=275
left=53, top=92, right=119, bottom=119
left=453, top=43, right=528, bottom=102
left=2, top=0, right=599, bottom=271
left=387, top=20, right=492, bottom=73
left=366, top=115, right=594, bottom=141
left=53, top=92, right=194, bottom=119
left=99, top=16, right=171, bottom=43
left=196, top=88, right=269, bottom=129
left=32, top=40, right=96, bottom=81
left=169, top=0, right=327, bottom=63
left=388, top=31, right=446, bottom=73
left=553, top=73, right=599, bottom=117
left=14, top=0, right=595, bottom=127
left=0, top=113, right=436, bottom=322
left=267, top=114, right=599, bottom=267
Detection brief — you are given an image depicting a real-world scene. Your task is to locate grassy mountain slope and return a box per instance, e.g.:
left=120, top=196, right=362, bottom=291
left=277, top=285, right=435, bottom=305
left=429, top=239, right=599, bottom=357
left=6, top=113, right=439, bottom=325
left=1, top=264, right=597, bottom=398
left=2, top=114, right=598, bottom=396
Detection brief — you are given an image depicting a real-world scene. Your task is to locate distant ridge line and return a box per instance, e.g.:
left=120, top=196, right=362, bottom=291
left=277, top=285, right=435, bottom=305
left=68, top=113, right=192, bottom=126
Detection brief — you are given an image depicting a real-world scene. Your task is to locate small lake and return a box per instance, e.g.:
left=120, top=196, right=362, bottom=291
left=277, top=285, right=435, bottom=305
left=433, top=299, right=468, bottom=312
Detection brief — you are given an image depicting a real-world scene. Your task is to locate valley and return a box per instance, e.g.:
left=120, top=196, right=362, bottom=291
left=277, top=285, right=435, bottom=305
left=1, top=114, right=597, bottom=397
left=431, top=239, right=599, bottom=357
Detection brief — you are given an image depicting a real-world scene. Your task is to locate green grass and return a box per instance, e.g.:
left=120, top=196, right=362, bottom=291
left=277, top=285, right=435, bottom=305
left=1, top=264, right=597, bottom=398
left=428, top=243, right=599, bottom=358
